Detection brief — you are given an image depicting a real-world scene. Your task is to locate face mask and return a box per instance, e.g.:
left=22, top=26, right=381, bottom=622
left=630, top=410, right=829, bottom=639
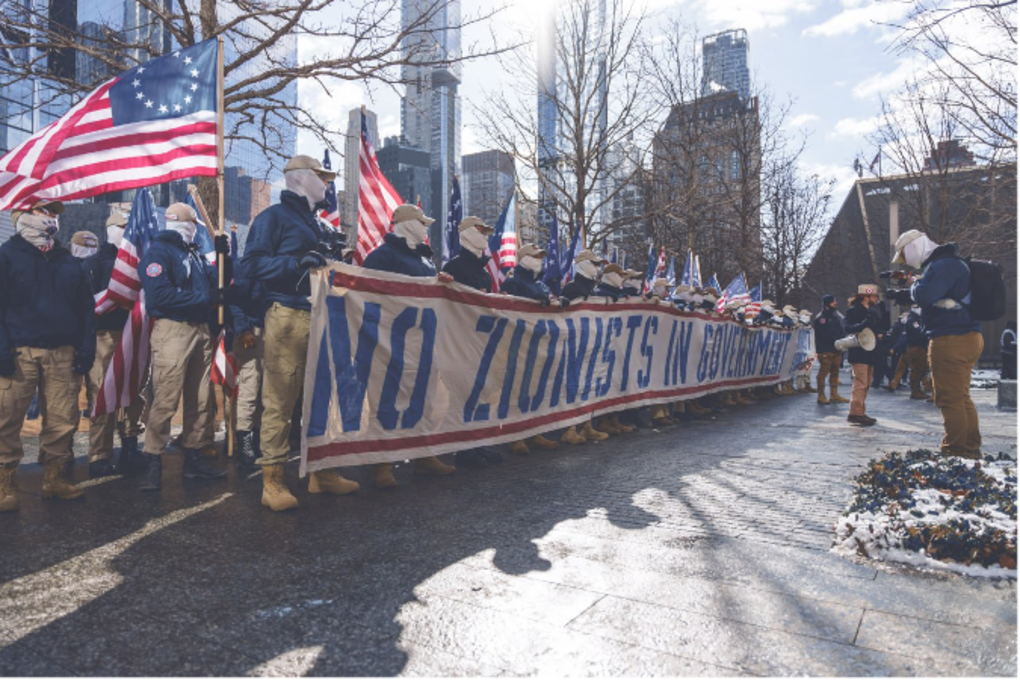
left=603, top=272, right=623, bottom=288
left=17, top=212, right=60, bottom=251
left=393, top=219, right=429, bottom=249
left=652, top=285, right=667, bottom=297
left=72, top=244, right=97, bottom=259
left=460, top=228, right=489, bottom=257
left=285, top=168, right=328, bottom=211
left=166, top=220, right=197, bottom=245
left=107, top=225, right=125, bottom=247
left=623, top=280, right=641, bottom=293
left=902, top=235, right=938, bottom=269
left=520, top=255, right=543, bottom=275
left=692, top=293, right=704, bottom=305
left=575, top=260, right=599, bottom=280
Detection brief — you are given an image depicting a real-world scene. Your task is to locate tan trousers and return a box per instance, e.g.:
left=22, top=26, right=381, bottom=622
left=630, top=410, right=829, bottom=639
left=929, top=332, right=983, bottom=456
left=87, top=330, right=145, bottom=462
left=816, top=352, right=841, bottom=395
left=143, top=319, right=213, bottom=455
left=849, top=363, right=873, bottom=416
left=892, top=345, right=929, bottom=393
left=0, top=346, right=78, bottom=465
left=233, top=327, right=264, bottom=431
left=259, top=304, right=310, bottom=466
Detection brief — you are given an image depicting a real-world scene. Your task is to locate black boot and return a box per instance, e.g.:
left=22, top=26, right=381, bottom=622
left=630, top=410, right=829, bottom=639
left=89, top=458, right=118, bottom=478
left=139, top=454, right=162, bottom=491
left=479, top=446, right=503, bottom=464
left=236, top=431, right=258, bottom=469
left=183, top=448, right=228, bottom=479
left=118, top=435, right=140, bottom=475
left=455, top=449, right=489, bottom=469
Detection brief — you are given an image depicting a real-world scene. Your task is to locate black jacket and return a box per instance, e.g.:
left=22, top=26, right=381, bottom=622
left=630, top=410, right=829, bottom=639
left=227, top=259, right=266, bottom=336
left=593, top=282, right=624, bottom=302
left=139, top=230, right=228, bottom=325
left=500, top=265, right=551, bottom=302
left=562, top=274, right=597, bottom=301
left=812, top=307, right=845, bottom=353
left=82, top=243, right=130, bottom=332
left=0, top=235, right=95, bottom=360
left=363, top=233, right=436, bottom=278
left=441, top=248, right=492, bottom=292
left=843, top=299, right=880, bottom=365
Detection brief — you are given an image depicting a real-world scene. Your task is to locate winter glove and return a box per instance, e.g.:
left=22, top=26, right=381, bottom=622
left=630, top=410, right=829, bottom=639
left=237, top=330, right=256, bottom=350
left=0, top=352, right=15, bottom=378
left=214, top=233, right=231, bottom=255
left=298, top=251, right=327, bottom=270
left=72, top=351, right=94, bottom=376
left=209, top=287, right=227, bottom=307
left=540, top=297, right=551, bottom=307
left=558, top=297, right=571, bottom=308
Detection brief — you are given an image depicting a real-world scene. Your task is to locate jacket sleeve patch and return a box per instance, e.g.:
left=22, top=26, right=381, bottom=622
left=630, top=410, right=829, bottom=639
left=146, top=263, right=163, bottom=277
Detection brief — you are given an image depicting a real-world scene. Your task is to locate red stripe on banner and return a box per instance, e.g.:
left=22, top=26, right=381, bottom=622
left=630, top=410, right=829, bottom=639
left=307, top=375, right=781, bottom=462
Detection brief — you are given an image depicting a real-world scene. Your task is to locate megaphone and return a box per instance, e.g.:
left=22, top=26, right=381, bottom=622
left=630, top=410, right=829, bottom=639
left=835, top=327, right=876, bottom=352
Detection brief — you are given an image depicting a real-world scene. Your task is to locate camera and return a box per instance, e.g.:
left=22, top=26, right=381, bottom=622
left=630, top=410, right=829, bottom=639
left=315, top=226, right=348, bottom=261
left=885, top=287, right=913, bottom=306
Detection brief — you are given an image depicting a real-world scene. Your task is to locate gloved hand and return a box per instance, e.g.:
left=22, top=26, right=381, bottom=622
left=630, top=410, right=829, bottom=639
left=558, top=297, right=570, bottom=308
left=238, top=330, right=256, bottom=350
left=299, top=251, right=327, bottom=270
left=214, top=233, right=231, bottom=255
left=0, top=352, right=16, bottom=378
left=540, top=296, right=551, bottom=307
left=72, top=351, right=94, bottom=375
left=209, top=287, right=227, bottom=306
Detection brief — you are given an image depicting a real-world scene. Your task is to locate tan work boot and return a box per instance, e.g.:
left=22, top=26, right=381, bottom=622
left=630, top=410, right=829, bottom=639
left=580, top=421, right=609, bottom=442
left=414, top=456, right=455, bottom=476
left=529, top=434, right=559, bottom=450
left=817, top=392, right=830, bottom=405
left=910, top=389, right=929, bottom=400
left=830, top=390, right=850, bottom=404
left=610, top=415, right=635, bottom=433
left=597, top=416, right=621, bottom=434
left=374, top=463, right=397, bottom=488
left=560, top=426, right=586, bottom=445
left=509, top=439, right=530, bottom=455
left=308, top=469, right=360, bottom=495
left=0, top=464, right=18, bottom=512
left=803, top=383, right=817, bottom=393
left=261, top=464, right=298, bottom=511
left=41, top=459, right=84, bottom=501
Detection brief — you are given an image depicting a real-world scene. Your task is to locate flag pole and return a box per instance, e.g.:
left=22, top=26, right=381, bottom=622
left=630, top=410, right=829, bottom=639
left=186, top=184, right=216, bottom=242
left=216, top=36, right=226, bottom=326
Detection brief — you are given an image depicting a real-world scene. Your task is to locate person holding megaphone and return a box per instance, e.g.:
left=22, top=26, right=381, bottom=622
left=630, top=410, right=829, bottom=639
left=843, top=284, right=882, bottom=426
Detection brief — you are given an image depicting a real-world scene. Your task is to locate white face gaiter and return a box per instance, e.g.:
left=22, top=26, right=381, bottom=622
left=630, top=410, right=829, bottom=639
left=460, top=228, right=489, bottom=257
left=575, top=260, right=599, bottom=280
left=393, top=219, right=428, bottom=249
left=691, top=292, right=704, bottom=306
left=603, top=271, right=623, bottom=289
left=903, top=234, right=939, bottom=269
left=17, top=212, right=60, bottom=251
left=72, top=243, right=97, bottom=259
left=107, top=225, right=125, bottom=247
left=167, top=220, right=197, bottom=245
left=285, top=168, right=328, bottom=212
left=520, top=255, right=544, bottom=275
left=652, top=284, right=667, bottom=297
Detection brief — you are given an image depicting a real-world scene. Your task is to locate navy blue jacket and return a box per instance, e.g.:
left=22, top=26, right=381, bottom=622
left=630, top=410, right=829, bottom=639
left=843, top=299, right=880, bottom=365
left=0, top=235, right=95, bottom=359
left=227, top=259, right=266, bottom=337
left=562, top=274, right=597, bottom=301
left=362, top=233, right=436, bottom=277
left=812, top=307, right=845, bottom=353
left=910, top=243, right=982, bottom=339
left=82, top=243, right=131, bottom=332
left=139, top=230, right=225, bottom=324
left=893, top=310, right=928, bottom=351
left=592, top=282, right=624, bottom=302
left=242, top=190, right=326, bottom=312
left=500, top=265, right=551, bottom=302
left=441, top=248, right=492, bottom=292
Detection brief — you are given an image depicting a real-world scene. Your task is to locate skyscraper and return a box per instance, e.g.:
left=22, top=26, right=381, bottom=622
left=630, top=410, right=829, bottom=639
left=701, top=29, right=750, bottom=101
left=343, top=107, right=379, bottom=243
left=536, top=0, right=559, bottom=237
left=462, top=150, right=515, bottom=227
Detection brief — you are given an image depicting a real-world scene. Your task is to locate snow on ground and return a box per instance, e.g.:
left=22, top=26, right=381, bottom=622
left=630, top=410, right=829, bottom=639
left=971, top=369, right=1003, bottom=389
left=833, top=449, right=1017, bottom=579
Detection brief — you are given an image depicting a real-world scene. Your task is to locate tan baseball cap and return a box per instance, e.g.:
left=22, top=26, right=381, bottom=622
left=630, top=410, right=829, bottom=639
left=574, top=249, right=605, bottom=265
left=602, top=263, right=625, bottom=276
left=165, top=202, right=198, bottom=223
left=106, top=211, right=129, bottom=228
left=71, top=231, right=99, bottom=248
left=518, top=243, right=546, bottom=260
left=284, top=154, right=337, bottom=181
left=652, top=277, right=670, bottom=288
left=12, top=198, right=64, bottom=225
left=892, top=229, right=925, bottom=264
left=857, top=283, right=880, bottom=296
left=623, top=268, right=644, bottom=280
left=458, top=216, right=493, bottom=234
left=391, top=204, right=435, bottom=226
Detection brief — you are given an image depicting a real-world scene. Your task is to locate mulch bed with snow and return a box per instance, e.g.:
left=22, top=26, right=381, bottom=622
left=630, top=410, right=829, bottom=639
left=833, top=449, right=1017, bottom=578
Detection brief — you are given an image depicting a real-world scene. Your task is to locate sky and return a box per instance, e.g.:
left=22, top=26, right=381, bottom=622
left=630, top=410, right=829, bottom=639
left=296, top=0, right=929, bottom=210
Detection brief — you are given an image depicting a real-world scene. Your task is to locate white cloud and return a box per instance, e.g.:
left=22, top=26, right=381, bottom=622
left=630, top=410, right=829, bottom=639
left=829, top=114, right=882, bottom=139
left=803, top=0, right=911, bottom=37
left=788, top=113, right=820, bottom=128
left=691, top=0, right=820, bottom=32
left=850, top=56, right=924, bottom=100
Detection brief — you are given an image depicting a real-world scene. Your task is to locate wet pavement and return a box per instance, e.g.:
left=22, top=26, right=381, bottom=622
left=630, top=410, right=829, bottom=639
left=1, top=370, right=1016, bottom=676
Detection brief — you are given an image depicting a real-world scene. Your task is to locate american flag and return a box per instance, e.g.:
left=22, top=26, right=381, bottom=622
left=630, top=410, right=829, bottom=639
left=354, top=111, right=401, bottom=265
left=0, top=40, right=218, bottom=211
left=560, top=220, right=580, bottom=286
left=92, top=188, right=160, bottom=419
left=680, top=249, right=698, bottom=288
left=211, top=328, right=238, bottom=397
left=542, top=210, right=561, bottom=296
left=744, top=282, right=763, bottom=320
left=705, top=272, right=720, bottom=292
left=496, top=191, right=517, bottom=268
left=665, top=256, right=676, bottom=286
left=715, top=273, right=751, bottom=313
left=320, top=149, right=341, bottom=228
left=484, top=188, right=516, bottom=291
left=644, top=246, right=666, bottom=293
left=443, top=176, right=462, bottom=265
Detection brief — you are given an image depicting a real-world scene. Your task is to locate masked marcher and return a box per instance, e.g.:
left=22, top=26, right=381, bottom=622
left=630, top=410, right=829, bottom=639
left=227, top=255, right=266, bottom=469
left=0, top=200, right=94, bottom=511
left=887, top=305, right=930, bottom=399
left=441, top=216, right=502, bottom=468
left=500, top=243, right=563, bottom=455
left=813, top=294, right=847, bottom=405
left=894, top=229, right=983, bottom=458
left=242, top=155, right=361, bottom=508
left=136, top=203, right=231, bottom=490
left=843, top=284, right=882, bottom=426
left=362, top=204, right=458, bottom=485
left=81, top=213, right=146, bottom=476
left=593, top=263, right=626, bottom=301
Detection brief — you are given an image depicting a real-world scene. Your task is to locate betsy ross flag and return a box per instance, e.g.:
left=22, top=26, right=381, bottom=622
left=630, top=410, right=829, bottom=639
left=680, top=249, right=701, bottom=288
left=560, top=220, right=581, bottom=286
left=705, top=272, right=720, bottom=292
left=745, top=282, right=763, bottom=320
left=484, top=188, right=515, bottom=292
left=320, top=149, right=341, bottom=228
left=665, top=256, right=676, bottom=286
left=444, top=176, right=462, bottom=265
left=542, top=211, right=562, bottom=296
left=715, top=273, right=751, bottom=313
left=92, top=188, right=160, bottom=418
left=0, top=40, right=219, bottom=211
left=354, top=111, right=402, bottom=265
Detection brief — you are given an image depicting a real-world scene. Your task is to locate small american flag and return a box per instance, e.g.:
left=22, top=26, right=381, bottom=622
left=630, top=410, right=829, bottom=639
left=484, top=188, right=516, bottom=292
left=320, top=149, right=341, bottom=228
left=497, top=191, right=517, bottom=268
left=715, top=273, right=751, bottom=313
left=211, top=328, right=238, bottom=397
left=354, top=111, right=401, bottom=265
left=0, top=40, right=218, bottom=211
left=744, top=282, right=762, bottom=320
left=92, top=188, right=160, bottom=419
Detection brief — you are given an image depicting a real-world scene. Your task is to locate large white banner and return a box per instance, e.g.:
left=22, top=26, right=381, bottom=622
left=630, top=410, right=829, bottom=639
left=301, top=265, right=813, bottom=474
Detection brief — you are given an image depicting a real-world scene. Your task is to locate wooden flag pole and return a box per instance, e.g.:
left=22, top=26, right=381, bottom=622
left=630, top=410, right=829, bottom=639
left=186, top=184, right=216, bottom=242
left=216, top=37, right=226, bottom=327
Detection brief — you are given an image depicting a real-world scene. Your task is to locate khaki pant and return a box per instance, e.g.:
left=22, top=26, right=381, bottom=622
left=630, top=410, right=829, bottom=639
left=0, top=346, right=78, bottom=465
left=259, top=304, right=310, bottom=466
left=86, top=330, right=145, bottom=462
left=233, top=327, right=264, bottom=431
left=892, top=345, right=929, bottom=393
left=816, top=352, right=841, bottom=395
left=929, top=332, right=983, bottom=456
left=143, top=319, right=213, bottom=455
left=849, top=363, right=873, bottom=416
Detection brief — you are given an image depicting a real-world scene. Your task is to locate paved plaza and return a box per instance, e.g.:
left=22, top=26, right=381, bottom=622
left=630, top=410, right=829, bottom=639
left=0, top=372, right=1016, bottom=676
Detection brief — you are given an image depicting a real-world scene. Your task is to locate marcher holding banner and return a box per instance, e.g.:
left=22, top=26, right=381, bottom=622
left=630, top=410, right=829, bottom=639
left=560, top=249, right=608, bottom=444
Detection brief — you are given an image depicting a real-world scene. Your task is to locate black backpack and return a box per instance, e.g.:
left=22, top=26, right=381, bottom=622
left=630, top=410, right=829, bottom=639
left=962, top=257, right=1007, bottom=322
